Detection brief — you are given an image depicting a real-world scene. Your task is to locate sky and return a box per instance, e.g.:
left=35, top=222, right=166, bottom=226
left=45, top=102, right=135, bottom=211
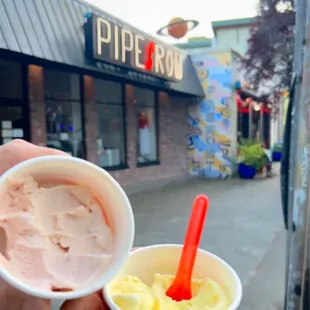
left=85, top=0, right=258, bottom=43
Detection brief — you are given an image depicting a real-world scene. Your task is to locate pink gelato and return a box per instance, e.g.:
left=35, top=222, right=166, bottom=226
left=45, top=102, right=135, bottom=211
left=0, top=176, right=114, bottom=291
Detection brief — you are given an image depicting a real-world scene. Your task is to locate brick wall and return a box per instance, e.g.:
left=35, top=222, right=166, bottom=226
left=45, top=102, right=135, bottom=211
left=108, top=87, right=190, bottom=186
left=28, top=65, right=46, bottom=146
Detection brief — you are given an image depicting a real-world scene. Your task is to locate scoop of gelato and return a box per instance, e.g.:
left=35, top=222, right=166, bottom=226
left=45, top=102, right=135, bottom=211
left=109, top=273, right=230, bottom=310
left=0, top=176, right=114, bottom=291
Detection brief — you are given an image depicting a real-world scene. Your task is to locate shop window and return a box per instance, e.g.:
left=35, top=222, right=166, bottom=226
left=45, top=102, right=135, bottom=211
left=0, top=60, right=28, bottom=145
left=44, top=69, right=84, bottom=157
left=0, top=107, right=24, bottom=145
left=95, top=79, right=126, bottom=169
left=134, top=87, right=158, bottom=166
left=0, top=60, right=22, bottom=99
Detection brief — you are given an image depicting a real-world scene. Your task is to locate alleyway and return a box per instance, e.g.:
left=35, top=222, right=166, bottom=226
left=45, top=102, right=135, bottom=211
left=129, top=172, right=285, bottom=309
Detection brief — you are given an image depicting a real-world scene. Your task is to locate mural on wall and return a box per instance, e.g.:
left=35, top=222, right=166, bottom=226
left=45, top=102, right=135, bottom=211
left=188, top=52, right=233, bottom=178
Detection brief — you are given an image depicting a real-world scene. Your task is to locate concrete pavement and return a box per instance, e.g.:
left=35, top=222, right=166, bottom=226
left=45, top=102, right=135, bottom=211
left=130, top=172, right=286, bottom=309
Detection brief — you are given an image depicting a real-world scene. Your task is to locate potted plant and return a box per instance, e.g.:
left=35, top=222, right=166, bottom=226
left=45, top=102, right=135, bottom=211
left=238, top=142, right=266, bottom=179
left=272, top=142, right=283, bottom=162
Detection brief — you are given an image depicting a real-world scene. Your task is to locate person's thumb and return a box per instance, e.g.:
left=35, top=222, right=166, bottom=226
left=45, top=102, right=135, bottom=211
left=60, top=293, right=107, bottom=310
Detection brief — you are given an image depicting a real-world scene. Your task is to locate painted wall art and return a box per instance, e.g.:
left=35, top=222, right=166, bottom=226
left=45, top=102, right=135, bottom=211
left=188, top=52, right=234, bottom=179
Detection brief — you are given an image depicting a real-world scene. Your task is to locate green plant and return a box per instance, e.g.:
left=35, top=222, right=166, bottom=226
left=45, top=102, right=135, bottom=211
left=239, top=138, right=260, bottom=146
left=272, top=142, right=283, bottom=153
left=238, top=143, right=266, bottom=170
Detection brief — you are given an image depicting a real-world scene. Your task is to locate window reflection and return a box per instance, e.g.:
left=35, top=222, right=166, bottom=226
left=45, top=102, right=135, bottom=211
left=44, top=69, right=84, bottom=157
left=45, top=100, right=83, bottom=157
left=95, top=79, right=126, bottom=168
left=0, top=60, right=22, bottom=99
left=0, top=107, right=24, bottom=145
left=134, top=87, right=158, bottom=164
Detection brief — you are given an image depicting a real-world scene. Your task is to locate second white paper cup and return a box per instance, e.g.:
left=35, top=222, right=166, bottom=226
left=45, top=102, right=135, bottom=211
left=104, top=244, right=242, bottom=310
left=0, top=156, right=135, bottom=300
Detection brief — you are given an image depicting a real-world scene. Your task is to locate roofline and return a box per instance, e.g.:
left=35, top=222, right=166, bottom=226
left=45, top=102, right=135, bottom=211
left=186, top=56, right=205, bottom=98
left=0, top=0, right=205, bottom=98
left=211, top=17, right=257, bottom=30
left=174, top=40, right=212, bottom=49
left=189, top=47, right=239, bottom=54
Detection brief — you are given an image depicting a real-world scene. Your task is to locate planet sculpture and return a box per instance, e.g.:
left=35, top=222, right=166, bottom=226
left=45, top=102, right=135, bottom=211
left=157, top=17, right=199, bottom=39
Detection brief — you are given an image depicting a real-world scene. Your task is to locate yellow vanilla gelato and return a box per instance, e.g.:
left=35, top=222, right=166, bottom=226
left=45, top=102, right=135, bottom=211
left=109, top=273, right=230, bottom=310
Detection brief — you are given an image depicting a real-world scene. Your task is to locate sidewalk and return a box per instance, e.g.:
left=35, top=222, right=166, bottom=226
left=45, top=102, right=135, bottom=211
left=128, top=173, right=285, bottom=309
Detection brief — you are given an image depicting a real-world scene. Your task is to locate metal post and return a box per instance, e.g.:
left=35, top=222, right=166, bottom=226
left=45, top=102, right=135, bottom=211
left=286, top=0, right=310, bottom=308
left=260, top=106, right=264, bottom=143
left=249, top=101, right=253, bottom=139
left=278, top=96, right=283, bottom=140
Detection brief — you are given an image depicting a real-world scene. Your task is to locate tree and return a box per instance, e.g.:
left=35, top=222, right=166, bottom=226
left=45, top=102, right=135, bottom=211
left=243, top=0, right=295, bottom=100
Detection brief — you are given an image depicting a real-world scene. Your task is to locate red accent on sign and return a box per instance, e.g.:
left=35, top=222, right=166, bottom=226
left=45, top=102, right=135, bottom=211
left=144, top=41, right=155, bottom=71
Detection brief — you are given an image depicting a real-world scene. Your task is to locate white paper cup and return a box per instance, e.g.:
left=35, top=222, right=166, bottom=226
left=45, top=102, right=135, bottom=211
left=104, top=244, right=242, bottom=310
left=0, top=156, right=135, bottom=300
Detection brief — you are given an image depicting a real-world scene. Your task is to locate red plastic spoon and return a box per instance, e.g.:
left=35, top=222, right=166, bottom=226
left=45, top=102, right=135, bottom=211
left=166, top=194, right=209, bottom=302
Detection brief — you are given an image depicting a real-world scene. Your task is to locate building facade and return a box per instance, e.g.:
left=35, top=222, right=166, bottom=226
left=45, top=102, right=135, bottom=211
left=0, top=0, right=204, bottom=187
left=188, top=50, right=238, bottom=178
left=211, top=17, right=256, bottom=56
left=175, top=39, right=239, bottom=178
left=211, top=18, right=275, bottom=147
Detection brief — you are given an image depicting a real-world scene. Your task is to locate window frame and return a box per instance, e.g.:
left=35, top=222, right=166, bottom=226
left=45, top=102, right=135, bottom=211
left=134, top=87, right=160, bottom=168
left=95, top=81, right=128, bottom=171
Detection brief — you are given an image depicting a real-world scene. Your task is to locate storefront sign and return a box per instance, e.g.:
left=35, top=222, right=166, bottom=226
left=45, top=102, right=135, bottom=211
left=85, top=14, right=184, bottom=81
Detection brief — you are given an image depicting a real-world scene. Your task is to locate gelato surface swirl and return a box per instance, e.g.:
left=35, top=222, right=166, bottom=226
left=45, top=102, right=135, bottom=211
left=109, top=273, right=230, bottom=310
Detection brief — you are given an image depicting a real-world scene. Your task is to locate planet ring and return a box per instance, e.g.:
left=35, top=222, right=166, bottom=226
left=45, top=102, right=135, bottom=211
left=156, top=19, right=199, bottom=36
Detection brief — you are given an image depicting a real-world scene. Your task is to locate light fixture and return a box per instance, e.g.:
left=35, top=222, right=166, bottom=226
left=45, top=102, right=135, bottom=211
left=254, top=103, right=261, bottom=111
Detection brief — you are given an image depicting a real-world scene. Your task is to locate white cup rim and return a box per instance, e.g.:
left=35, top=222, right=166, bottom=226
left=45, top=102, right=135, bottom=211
left=0, top=156, right=135, bottom=300
left=104, top=244, right=242, bottom=310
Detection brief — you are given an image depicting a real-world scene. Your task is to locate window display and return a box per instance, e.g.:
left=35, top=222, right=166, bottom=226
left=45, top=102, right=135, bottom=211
left=95, top=79, right=126, bottom=168
left=134, top=87, right=158, bottom=164
left=0, top=60, right=28, bottom=145
left=44, top=70, right=84, bottom=158
left=0, top=107, right=24, bottom=145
